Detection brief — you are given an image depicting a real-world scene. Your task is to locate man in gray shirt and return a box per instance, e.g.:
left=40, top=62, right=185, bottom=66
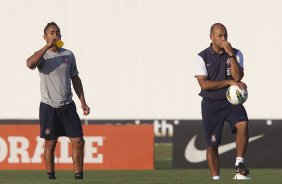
left=26, top=22, right=90, bottom=180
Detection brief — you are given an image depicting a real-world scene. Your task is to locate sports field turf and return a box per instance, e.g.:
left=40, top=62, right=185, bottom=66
left=1, top=144, right=281, bottom=184
left=1, top=169, right=282, bottom=184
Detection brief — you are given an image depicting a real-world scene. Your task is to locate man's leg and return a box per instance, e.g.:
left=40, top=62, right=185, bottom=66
left=234, top=121, right=249, bottom=157
left=44, top=139, right=57, bottom=179
left=233, top=120, right=250, bottom=179
left=70, top=137, right=85, bottom=179
left=206, top=146, right=220, bottom=178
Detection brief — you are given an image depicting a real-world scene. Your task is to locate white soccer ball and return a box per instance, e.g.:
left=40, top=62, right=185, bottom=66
left=226, top=85, right=248, bottom=105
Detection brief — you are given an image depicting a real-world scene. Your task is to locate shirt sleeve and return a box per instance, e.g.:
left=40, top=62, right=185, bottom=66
left=236, top=50, right=244, bottom=68
left=194, top=55, right=207, bottom=77
left=70, top=52, right=79, bottom=77
left=37, top=58, right=43, bottom=70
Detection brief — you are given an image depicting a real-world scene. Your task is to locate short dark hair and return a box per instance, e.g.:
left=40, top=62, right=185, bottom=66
left=44, top=22, right=60, bottom=35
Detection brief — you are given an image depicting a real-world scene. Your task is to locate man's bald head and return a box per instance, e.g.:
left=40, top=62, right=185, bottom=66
left=209, top=23, right=229, bottom=52
left=210, top=23, right=227, bottom=35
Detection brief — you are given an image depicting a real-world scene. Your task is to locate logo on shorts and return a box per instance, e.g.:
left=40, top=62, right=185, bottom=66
left=45, top=128, right=51, bottom=135
left=211, top=134, right=216, bottom=143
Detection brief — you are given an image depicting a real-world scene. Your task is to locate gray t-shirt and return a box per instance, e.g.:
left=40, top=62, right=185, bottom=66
left=37, top=48, right=79, bottom=108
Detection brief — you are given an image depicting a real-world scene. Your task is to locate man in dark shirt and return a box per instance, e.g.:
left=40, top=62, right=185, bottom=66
left=194, top=23, right=250, bottom=180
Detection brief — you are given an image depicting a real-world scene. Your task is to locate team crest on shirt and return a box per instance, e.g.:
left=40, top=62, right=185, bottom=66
left=211, top=134, right=217, bottom=143
left=62, top=56, right=70, bottom=65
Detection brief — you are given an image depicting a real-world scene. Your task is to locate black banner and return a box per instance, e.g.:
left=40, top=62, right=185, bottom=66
left=173, top=120, right=282, bottom=168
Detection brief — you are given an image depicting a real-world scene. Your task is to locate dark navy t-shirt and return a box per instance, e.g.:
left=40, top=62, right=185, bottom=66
left=194, top=44, right=244, bottom=99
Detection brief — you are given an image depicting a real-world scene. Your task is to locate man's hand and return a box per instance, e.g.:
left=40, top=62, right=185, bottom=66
left=81, top=103, right=90, bottom=116
left=46, top=38, right=58, bottom=48
left=230, top=80, right=247, bottom=90
left=221, top=41, right=234, bottom=56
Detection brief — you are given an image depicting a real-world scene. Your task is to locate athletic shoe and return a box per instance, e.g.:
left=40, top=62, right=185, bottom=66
left=233, top=173, right=251, bottom=180
left=75, top=171, right=83, bottom=179
left=47, top=172, right=56, bottom=180
left=235, top=162, right=249, bottom=175
left=233, top=162, right=251, bottom=180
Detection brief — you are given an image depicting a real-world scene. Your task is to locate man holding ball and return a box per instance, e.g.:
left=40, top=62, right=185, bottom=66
left=194, top=23, right=250, bottom=180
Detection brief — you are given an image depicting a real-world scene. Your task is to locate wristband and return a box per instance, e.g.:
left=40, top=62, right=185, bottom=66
left=228, top=55, right=236, bottom=59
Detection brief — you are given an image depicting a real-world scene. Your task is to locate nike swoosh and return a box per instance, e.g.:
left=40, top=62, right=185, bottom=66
left=184, top=134, right=264, bottom=163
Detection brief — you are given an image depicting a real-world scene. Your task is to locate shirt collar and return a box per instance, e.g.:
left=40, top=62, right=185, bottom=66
left=208, top=43, right=226, bottom=56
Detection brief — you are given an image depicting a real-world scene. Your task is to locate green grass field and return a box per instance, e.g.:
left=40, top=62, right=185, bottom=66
left=1, top=144, right=282, bottom=184
left=1, top=169, right=282, bottom=184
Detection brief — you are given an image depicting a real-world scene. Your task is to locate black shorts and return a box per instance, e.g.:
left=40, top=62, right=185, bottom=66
left=201, top=98, right=248, bottom=147
left=39, top=101, right=83, bottom=140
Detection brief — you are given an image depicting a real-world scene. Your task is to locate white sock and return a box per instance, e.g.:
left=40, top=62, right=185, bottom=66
left=235, top=157, right=244, bottom=166
left=212, top=175, right=220, bottom=180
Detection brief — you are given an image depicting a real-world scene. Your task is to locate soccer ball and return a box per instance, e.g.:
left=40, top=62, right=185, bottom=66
left=226, top=85, right=248, bottom=105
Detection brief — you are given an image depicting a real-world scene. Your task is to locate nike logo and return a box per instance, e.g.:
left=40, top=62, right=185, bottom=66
left=207, top=63, right=212, bottom=67
left=184, top=134, right=264, bottom=163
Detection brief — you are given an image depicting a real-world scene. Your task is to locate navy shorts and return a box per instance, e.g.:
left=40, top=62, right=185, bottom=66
left=39, top=101, right=83, bottom=140
left=201, top=98, right=248, bottom=147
